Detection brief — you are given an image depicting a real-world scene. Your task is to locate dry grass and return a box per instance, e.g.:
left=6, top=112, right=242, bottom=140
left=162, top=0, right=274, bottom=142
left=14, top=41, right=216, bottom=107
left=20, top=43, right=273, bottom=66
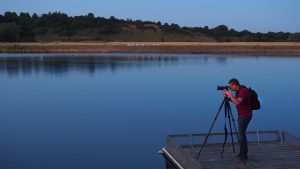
left=1, top=42, right=299, bottom=46
left=1, top=42, right=300, bottom=56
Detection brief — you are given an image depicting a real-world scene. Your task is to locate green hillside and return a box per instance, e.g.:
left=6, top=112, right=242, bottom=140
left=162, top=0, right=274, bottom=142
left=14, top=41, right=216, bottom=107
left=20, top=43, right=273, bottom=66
left=33, top=24, right=214, bottom=42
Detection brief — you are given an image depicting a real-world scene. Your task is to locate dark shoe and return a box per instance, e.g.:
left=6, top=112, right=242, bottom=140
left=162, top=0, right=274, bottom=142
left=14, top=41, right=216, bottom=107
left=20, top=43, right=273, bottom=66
left=234, top=154, right=248, bottom=160
left=241, top=156, right=248, bottom=160
left=235, top=154, right=242, bottom=158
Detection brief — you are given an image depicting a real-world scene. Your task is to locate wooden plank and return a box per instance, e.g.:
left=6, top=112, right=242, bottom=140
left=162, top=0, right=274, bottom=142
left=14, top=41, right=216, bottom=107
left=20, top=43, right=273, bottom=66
left=184, top=142, right=300, bottom=169
left=167, top=130, right=279, bottom=138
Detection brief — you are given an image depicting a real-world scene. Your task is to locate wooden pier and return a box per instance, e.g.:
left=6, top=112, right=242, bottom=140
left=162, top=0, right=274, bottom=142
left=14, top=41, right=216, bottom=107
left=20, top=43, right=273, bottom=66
left=161, top=130, right=300, bottom=169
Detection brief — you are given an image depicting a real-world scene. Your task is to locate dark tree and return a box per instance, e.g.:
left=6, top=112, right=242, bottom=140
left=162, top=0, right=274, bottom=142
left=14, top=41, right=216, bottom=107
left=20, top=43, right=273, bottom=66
left=0, top=22, right=19, bottom=42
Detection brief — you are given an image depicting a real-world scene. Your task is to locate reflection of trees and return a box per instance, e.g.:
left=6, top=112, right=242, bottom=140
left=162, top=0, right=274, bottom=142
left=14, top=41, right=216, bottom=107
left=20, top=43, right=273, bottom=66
left=215, top=56, right=228, bottom=65
left=0, top=56, right=178, bottom=77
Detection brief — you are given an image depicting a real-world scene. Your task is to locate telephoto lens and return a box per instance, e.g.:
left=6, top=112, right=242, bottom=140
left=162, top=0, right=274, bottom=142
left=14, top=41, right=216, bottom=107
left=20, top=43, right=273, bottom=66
left=217, top=86, right=229, bottom=91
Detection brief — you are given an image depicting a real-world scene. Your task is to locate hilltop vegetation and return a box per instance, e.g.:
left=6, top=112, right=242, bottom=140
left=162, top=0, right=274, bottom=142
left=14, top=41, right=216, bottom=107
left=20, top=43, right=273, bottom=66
left=0, top=11, right=299, bottom=42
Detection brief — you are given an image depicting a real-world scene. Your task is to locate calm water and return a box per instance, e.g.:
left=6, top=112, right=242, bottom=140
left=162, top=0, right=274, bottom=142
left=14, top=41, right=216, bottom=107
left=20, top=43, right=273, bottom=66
left=0, top=53, right=299, bottom=169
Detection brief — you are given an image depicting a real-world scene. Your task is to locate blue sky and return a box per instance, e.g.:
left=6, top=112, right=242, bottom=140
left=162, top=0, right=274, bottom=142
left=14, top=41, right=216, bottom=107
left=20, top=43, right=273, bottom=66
left=1, top=0, right=299, bottom=33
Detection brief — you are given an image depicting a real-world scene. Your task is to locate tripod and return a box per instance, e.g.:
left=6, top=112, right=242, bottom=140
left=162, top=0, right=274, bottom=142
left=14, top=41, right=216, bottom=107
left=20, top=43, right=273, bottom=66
left=196, top=96, right=240, bottom=159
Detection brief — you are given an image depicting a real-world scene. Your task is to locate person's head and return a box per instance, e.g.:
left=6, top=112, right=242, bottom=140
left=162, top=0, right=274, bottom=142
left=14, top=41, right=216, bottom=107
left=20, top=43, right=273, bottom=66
left=228, top=78, right=240, bottom=91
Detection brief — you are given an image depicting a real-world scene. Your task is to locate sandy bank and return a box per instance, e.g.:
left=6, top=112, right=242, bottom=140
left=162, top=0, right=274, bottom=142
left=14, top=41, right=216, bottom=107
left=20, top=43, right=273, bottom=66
left=1, top=42, right=300, bottom=56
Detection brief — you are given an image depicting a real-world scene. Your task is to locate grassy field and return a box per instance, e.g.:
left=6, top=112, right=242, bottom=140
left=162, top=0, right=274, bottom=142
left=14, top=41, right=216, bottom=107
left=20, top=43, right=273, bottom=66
left=33, top=25, right=215, bottom=42
left=1, top=42, right=300, bottom=56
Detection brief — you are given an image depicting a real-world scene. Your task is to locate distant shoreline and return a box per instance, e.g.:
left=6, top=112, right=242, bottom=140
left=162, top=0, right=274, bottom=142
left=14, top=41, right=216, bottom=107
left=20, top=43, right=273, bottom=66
left=1, top=42, right=300, bottom=56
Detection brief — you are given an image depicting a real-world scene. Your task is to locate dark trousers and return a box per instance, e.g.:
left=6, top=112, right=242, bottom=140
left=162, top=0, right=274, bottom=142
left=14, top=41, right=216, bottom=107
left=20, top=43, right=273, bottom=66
left=238, top=116, right=252, bottom=157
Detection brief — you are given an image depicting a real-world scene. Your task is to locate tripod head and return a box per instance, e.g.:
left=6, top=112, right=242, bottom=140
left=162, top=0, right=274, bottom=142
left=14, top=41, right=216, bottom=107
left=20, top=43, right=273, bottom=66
left=224, top=96, right=231, bottom=102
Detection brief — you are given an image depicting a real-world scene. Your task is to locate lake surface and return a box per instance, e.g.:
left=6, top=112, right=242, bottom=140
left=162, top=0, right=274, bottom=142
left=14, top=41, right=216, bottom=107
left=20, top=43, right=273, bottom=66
left=0, top=53, right=299, bottom=169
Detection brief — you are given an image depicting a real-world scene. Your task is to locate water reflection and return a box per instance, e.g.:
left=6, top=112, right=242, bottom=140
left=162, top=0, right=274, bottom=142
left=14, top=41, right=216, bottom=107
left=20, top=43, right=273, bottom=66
left=0, top=55, right=179, bottom=76
left=0, top=54, right=232, bottom=77
left=215, top=56, right=227, bottom=65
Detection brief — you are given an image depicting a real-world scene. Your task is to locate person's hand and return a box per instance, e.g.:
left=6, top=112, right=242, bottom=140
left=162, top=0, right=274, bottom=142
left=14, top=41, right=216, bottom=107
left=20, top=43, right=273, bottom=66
left=223, top=89, right=232, bottom=97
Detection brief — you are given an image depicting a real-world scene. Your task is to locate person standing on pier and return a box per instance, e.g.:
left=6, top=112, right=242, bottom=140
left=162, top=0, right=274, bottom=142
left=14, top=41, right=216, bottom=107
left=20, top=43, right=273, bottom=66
left=223, top=78, right=253, bottom=161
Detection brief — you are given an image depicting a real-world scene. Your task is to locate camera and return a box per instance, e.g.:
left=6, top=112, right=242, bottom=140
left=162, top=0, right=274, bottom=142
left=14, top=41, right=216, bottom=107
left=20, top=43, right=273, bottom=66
left=217, top=86, right=229, bottom=91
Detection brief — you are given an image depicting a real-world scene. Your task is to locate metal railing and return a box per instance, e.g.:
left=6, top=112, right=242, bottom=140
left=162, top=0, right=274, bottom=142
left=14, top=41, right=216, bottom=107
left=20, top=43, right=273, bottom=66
left=282, top=131, right=300, bottom=148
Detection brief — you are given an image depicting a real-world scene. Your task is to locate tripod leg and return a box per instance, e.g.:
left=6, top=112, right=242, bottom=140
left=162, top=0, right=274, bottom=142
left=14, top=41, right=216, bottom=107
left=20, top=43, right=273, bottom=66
left=226, top=101, right=236, bottom=153
left=221, top=98, right=229, bottom=158
left=196, top=98, right=226, bottom=159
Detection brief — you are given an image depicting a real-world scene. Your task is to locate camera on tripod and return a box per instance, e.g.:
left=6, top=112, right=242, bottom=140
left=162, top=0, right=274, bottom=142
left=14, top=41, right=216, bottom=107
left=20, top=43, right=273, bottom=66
left=217, top=85, right=229, bottom=90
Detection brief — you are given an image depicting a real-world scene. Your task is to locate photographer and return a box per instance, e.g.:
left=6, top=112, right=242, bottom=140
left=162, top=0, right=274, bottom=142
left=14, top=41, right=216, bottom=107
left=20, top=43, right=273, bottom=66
left=223, top=78, right=252, bottom=161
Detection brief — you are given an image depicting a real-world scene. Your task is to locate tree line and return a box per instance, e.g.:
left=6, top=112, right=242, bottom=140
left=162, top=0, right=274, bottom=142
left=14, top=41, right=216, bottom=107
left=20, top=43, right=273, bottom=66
left=0, top=11, right=299, bottom=42
left=183, top=25, right=300, bottom=42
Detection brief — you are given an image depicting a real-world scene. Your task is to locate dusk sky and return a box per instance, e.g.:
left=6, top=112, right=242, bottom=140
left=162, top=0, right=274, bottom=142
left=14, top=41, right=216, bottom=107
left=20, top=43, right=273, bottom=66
left=1, top=0, right=299, bottom=33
